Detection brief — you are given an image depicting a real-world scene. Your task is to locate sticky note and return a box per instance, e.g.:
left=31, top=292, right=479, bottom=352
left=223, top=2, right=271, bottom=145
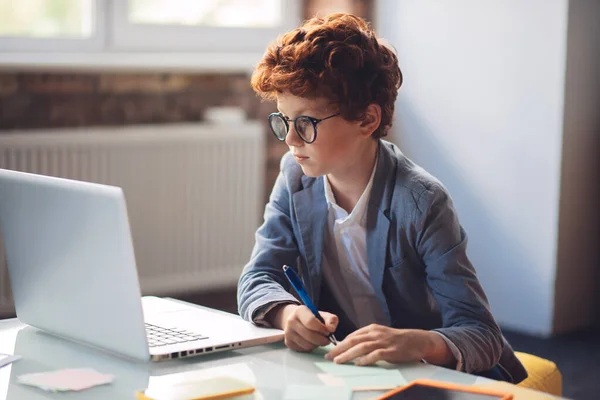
left=138, top=376, right=255, bottom=400
left=282, top=384, right=351, bottom=400
left=314, top=362, right=399, bottom=376
left=317, top=373, right=346, bottom=386
left=318, top=371, right=405, bottom=388
left=18, top=368, right=114, bottom=392
left=340, top=372, right=406, bottom=388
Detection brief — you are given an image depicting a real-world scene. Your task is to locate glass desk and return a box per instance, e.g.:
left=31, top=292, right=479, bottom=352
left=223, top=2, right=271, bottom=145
left=0, top=310, right=549, bottom=400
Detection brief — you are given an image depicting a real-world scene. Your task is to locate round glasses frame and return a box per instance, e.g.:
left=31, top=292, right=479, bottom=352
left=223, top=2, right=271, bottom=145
left=267, top=112, right=341, bottom=144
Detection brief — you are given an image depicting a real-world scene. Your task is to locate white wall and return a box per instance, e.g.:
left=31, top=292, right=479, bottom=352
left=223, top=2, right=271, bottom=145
left=376, top=0, right=569, bottom=336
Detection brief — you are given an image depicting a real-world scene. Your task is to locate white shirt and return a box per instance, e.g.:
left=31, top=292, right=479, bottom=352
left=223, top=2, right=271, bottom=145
left=321, top=160, right=387, bottom=329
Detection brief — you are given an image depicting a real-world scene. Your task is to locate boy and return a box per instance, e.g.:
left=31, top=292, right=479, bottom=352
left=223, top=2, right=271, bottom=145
left=237, top=13, right=526, bottom=383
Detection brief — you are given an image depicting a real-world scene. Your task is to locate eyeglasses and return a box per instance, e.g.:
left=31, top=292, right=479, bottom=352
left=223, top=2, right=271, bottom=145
left=268, top=112, right=340, bottom=144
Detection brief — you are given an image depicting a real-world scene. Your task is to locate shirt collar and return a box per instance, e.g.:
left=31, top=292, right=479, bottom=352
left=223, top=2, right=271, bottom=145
left=323, top=151, right=378, bottom=220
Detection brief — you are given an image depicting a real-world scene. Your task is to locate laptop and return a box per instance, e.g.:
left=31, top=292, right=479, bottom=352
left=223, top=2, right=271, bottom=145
left=0, top=168, right=283, bottom=362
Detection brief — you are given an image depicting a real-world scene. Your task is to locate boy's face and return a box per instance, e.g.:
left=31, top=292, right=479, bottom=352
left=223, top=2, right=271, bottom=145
left=276, top=92, right=370, bottom=178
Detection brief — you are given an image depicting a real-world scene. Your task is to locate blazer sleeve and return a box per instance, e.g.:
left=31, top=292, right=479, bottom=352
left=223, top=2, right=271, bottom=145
left=414, top=182, right=503, bottom=374
left=237, top=160, right=301, bottom=325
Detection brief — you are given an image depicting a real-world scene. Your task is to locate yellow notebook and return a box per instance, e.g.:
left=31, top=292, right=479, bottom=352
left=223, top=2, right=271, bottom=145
left=135, top=376, right=255, bottom=400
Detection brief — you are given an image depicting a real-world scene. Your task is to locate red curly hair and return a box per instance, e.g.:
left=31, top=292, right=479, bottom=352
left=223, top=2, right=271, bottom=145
left=251, top=13, right=402, bottom=139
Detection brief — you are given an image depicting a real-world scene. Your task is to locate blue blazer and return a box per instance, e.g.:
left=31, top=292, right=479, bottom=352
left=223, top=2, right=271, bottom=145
left=238, top=140, right=527, bottom=383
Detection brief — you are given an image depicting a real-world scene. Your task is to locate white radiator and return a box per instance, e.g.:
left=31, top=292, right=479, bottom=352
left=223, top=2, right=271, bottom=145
left=0, top=122, right=264, bottom=316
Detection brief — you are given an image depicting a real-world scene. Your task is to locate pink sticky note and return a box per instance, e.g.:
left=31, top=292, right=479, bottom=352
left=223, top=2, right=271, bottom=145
left=18, top=368, right=114, bottom=392
left=317, top=373, right=346, bottom=386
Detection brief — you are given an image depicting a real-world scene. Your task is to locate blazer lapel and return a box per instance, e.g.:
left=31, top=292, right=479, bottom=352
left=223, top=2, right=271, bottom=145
left=293, top=175, right=328, bottom=303
left=366, top=141, right=396, bottom=324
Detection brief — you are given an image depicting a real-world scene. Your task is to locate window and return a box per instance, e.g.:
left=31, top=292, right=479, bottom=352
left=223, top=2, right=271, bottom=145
left=129, top=0, right=282, bottom=28
left=111, top=0, right=300, bottom=52
left=0, top=0, right=104, bottom=51
left=0, top=0, right=300, bottom=68
left=0, top=0, right=93, bottom=38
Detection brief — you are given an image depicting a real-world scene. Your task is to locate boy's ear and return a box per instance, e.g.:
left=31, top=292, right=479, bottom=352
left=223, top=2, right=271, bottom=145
left=359, top=103, right=382, bottom=137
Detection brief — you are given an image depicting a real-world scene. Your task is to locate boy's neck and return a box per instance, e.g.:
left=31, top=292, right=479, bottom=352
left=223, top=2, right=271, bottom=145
left=326, top=140, right=378, bottom=214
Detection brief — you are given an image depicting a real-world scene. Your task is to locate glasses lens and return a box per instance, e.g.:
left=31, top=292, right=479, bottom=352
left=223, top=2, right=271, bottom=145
left=269, top=114, right=288, bottom=141
left=296, top=117, right=315, bottom=143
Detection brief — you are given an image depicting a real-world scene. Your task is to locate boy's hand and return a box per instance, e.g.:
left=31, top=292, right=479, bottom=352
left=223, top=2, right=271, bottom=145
left=324, top=324, right=453, bottom=366
left=269, top=304, right=338, bottom=352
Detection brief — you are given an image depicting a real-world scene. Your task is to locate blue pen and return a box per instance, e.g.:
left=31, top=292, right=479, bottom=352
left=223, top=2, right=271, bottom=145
left=283, top=265, right=338, bottom=345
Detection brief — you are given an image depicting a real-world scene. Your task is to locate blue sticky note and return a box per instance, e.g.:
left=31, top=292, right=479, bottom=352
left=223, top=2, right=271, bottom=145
left=314, top=362, right=399, bottom=377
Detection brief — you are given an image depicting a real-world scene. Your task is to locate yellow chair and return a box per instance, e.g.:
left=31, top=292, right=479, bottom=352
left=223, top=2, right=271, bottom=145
left=515, top=351, right=562, bottom=397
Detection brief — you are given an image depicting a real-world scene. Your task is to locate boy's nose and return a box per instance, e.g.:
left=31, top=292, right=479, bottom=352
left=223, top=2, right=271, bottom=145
left=285, top=125, right=303, bottom=147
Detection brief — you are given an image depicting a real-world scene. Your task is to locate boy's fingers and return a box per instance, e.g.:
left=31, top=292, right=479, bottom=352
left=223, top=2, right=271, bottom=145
left=297, top=307, right=330, bottom=335
left=321, top=312, right=339, bottom=332
left=285, top=330, right=316, bottom=352
left=292, top=321, right=330, bottom=347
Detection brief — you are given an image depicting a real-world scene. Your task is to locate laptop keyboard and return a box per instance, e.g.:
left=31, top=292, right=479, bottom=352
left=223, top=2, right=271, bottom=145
left=145, top=323, right=208, bottom=348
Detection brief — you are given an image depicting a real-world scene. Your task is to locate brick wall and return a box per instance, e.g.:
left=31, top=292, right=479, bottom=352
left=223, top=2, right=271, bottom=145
left=0, top=71, right=282, bottom=203
left=0, top=0, right=372, bottom=203
left=0, top=72, right=261, bottom=130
